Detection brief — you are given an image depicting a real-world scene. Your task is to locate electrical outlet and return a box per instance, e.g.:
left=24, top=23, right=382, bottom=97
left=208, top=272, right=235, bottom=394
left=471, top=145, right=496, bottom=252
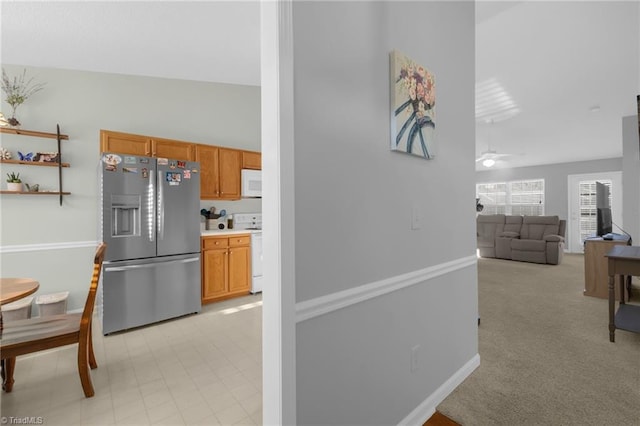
left=410, top=345, right=420, bottom=372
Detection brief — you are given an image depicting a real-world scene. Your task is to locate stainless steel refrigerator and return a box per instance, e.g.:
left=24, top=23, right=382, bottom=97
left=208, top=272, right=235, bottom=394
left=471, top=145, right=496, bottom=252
left=99, top=153, right=201, bottom=334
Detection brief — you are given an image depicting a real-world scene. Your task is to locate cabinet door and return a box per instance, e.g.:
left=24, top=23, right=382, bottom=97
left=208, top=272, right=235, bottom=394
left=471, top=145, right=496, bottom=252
left=242, top=151, right=262, bottom=170
left=152, top=138, right=195, bottom=160
left=228, top=245, right=251, bottom=293
left=219, top=148, right=241, bottom=199
left=196, top=144, right=220, bottom=199
left=100, top=130, right=150, bottom=156
left=202, top=248, right=228, bottom=301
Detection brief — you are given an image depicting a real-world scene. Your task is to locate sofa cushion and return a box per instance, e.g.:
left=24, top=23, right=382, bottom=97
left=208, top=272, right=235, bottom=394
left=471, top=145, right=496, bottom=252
left=511, top=238, right=546, bottom=252
left=499, top=231, right=520, bottom=238
left=504, top=215, right=523, bottom=233
left=477, top=214, right=505, bottom=248
left=544, top=235, right=564, bottom=242
left=520, top=215, right=560, bottom=240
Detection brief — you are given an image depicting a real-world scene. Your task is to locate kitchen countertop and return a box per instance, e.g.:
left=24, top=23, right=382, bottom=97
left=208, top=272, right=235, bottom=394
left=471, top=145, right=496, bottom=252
left=201, top=229, right=256, bottom=237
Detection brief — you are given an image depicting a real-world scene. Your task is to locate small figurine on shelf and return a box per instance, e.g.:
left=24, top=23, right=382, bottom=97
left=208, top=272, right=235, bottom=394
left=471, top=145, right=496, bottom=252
left=18, top=151, right=33, bottom=161
left=0, top=112, right=9, bottom=127
left=1, top=68, right=46, bottom=128
left=0, top=147, right=12, bottom=160
left=25, top=183, right=39, bottom=192
left=6, top=172, right=22, bottom=192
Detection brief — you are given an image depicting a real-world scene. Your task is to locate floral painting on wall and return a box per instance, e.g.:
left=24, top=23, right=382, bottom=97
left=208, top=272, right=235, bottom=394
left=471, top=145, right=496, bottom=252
left=390, top=50, right=436, bottom=159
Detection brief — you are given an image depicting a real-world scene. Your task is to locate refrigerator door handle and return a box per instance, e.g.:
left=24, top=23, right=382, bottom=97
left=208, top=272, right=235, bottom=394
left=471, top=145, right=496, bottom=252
left=149, top=168, right=156, bottom=242
left=157, top=169, right=165, bottom=241
left=105, top=257, right=200, bottom=272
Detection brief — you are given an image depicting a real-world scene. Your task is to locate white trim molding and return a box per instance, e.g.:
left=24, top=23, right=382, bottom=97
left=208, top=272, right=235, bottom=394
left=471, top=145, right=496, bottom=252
left=399, top=354, right=481, bottom=426
left=0, top=240, right=99, bottom=254
left=295, top=255, right=477, bottom=323
left=261, top=1, right=296, bottom=425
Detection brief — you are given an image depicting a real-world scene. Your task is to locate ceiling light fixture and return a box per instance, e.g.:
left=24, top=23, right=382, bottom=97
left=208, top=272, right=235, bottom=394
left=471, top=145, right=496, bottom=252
left=482, top=158, right=496, bottom=168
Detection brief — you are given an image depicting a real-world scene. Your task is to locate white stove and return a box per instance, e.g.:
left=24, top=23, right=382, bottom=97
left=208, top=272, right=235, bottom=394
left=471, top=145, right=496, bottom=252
left=233, top=213, right=262, bottom=293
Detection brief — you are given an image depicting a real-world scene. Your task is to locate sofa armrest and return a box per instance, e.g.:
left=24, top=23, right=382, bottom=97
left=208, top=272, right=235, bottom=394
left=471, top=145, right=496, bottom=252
left=498, top=231, right=520, bottom=238
left=544, top=234, right=564, bottom=242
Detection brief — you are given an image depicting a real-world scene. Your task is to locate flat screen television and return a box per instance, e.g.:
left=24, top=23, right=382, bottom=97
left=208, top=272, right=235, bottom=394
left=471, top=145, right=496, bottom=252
left=597, top=207, right=612, bottom=237
left=595, top=181, right=612, bottom=236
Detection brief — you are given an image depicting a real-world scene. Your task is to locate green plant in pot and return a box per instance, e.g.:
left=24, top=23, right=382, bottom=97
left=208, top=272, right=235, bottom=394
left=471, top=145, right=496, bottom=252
left=6, top=172, right=22, bottom=192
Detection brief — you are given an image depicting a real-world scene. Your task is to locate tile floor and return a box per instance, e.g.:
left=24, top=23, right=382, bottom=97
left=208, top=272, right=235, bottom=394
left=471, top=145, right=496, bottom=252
left=1, top=294, right=263, bottom=425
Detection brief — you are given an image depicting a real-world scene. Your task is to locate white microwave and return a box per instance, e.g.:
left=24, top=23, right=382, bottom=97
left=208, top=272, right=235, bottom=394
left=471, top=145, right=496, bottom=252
left=241, top=169, right=262, bottom=198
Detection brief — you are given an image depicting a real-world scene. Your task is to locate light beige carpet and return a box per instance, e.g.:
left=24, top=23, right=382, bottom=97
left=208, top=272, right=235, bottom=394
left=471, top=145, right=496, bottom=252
left=437, top=254, right=640, bottom=426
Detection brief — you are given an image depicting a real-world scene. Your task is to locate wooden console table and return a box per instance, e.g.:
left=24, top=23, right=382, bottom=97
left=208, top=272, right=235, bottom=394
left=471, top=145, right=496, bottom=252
left=606, top=245, right=640, bottom=342
left=584, top=236, right=631, bottom=300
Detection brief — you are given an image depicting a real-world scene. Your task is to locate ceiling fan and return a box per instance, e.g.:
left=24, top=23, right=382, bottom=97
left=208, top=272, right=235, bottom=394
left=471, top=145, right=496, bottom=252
left=476, top=149, right=513, bottom=168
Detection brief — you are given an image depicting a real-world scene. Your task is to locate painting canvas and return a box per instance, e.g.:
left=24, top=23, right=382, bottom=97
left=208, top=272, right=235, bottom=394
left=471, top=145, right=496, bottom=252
left=390, top=50, right=436, bottom=159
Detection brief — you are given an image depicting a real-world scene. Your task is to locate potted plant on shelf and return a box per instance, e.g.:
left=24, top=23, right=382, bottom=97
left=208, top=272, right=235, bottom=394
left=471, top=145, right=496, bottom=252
left=1, top=68, right=46, bottom=128
left=6, top=172, right=23, bottom=192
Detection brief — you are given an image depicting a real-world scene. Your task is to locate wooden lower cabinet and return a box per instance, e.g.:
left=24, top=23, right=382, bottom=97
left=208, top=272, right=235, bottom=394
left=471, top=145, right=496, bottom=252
left=202, top=234, right=251, bottom=304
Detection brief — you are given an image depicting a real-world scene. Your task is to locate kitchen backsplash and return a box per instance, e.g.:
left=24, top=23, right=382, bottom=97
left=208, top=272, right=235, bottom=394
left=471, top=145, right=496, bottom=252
left=199, top=198, right=261, bottom=225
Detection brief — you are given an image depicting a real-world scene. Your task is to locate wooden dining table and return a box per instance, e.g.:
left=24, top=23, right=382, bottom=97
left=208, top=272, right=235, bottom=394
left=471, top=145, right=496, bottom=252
left=1, top=277, right=40, bottom=306
left=1, top=277, right=40, bottom=391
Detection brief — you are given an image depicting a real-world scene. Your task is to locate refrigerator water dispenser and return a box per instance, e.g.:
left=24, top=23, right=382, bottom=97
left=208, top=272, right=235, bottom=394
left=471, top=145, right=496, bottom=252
left=111, top=194, right=141, bottom=237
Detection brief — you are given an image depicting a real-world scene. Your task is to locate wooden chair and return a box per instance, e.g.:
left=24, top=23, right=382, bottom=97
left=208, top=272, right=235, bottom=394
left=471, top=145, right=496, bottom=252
left=1, top=243, right=106, bottom=397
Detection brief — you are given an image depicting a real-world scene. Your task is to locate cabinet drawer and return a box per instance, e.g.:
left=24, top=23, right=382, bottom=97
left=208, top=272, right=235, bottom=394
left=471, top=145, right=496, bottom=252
left=202, top=237, right=229, bottom=250
left=229, top=235, right=250, bottom=247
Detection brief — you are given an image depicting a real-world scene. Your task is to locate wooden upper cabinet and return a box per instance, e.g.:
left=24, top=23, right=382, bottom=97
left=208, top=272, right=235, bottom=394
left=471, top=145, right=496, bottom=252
left=218, top=148, right=241, bottom=199
left=101, top=130, right=246, bottom=200
left=100, top=130, right=151, bottom=156
left=101, top=131, right=195, bottom=161
left=242, top=151, right=262, bottom=170
left=151, top=137, right=195, bottom=161
left=196, top=144, right=220, bottom=199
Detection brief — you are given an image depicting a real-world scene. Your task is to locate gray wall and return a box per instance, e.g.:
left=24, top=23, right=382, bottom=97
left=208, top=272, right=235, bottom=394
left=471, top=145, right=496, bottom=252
left=291, top=2, right=477, bottom=424
left=0, top=64, right=260, bottom=311
left=476, top=157, right=623, bottom=221
left=622, top=115, right=640, bottom=242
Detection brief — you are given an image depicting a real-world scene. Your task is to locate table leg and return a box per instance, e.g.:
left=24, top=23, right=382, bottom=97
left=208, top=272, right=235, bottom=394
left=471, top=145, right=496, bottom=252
left=608, top=273, right=616, bottom=342
left=1, top=358, right=15, bottom=392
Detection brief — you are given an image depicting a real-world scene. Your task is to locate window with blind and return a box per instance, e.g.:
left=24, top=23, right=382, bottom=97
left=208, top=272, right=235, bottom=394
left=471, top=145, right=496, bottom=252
left=579, top=180, right=612, bottom=243
left=476, top=179, right=544, bottom=215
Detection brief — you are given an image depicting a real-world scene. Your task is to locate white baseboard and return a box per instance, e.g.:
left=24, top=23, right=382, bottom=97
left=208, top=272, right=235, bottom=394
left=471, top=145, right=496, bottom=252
left=398, top=354, right=481, bottom=426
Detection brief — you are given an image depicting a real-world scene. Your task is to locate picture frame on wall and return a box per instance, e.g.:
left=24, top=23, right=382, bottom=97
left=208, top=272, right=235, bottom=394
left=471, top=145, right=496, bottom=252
left=390, top=49, right=436, bottom=159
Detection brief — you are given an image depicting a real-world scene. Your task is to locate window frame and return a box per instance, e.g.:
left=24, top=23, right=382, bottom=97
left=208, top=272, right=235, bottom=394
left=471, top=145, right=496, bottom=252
left=476, top=178, right=545, bottom=216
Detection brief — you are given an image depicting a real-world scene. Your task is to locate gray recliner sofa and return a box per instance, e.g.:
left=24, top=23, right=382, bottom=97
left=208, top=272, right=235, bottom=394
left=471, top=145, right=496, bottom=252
left=477, top=214, right=566, bottom=265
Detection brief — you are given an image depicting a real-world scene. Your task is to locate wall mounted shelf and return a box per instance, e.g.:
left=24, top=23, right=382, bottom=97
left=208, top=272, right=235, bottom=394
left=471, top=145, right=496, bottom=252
left=0, top=191, right=71, bottom=195
left=0, top=124, right=70, bottom=205
left=0, top=159, right=70, bottom=168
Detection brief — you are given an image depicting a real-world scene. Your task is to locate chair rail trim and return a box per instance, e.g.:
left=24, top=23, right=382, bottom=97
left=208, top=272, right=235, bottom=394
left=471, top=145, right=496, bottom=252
left=0, top=241, right=99, bottom=254
left=295, top=254, right=477, bottom=323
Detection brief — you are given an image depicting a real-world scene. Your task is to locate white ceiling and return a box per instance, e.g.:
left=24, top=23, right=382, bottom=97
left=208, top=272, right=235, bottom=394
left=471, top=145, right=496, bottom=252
left=1, top=1, right=638, bottom=170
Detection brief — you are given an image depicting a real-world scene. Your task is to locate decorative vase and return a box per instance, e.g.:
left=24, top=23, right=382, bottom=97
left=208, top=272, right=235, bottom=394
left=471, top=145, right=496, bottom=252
left=7, top=105, right=21, bottom=128
left=7, top=182, right=23, bottom=192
